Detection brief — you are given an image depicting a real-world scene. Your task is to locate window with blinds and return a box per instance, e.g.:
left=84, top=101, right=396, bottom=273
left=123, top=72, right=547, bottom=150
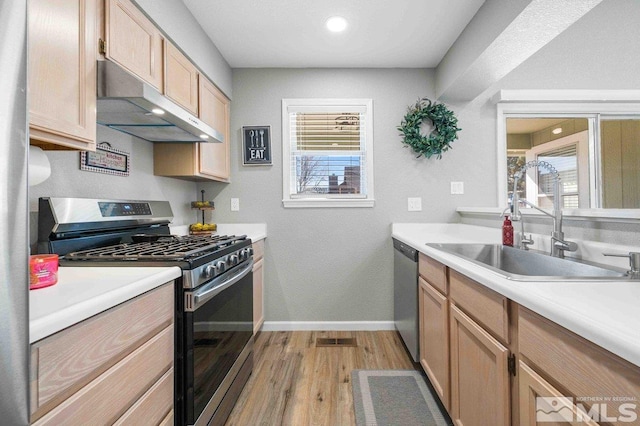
left=536, top=143, right=579, bottom=209
left=282, top=99, right=374, bottom=208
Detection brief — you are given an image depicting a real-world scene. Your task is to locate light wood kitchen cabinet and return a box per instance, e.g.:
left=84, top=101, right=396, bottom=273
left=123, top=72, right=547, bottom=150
left=253, top=240, right=265, bottom=334
left=418, top=254, right=449, bottom=410
left=415, top=248, right=640, bottom=426
left=198, top=75, right=231, bottom=181
left=518, top=360, right=598, bottom=426
left=103, top=0, right=163, bottom=90
left=153, top=76, right=231, bottom=182
left=449, top=269, right=509, bottom=343
left=30, top=283, right=174, bottom=425
left=164, top=41, right=198, bottom=115
left=28, top=0, right=97, bottom=151
left=419, top=276, right=450, bottom=410
left=447, top=268, right=512, bottom=426
left=419, top=252, right=448, bottom=294
left=450, top=304, right=510, bottom=426
left=518, top=306, right=640, bottom=425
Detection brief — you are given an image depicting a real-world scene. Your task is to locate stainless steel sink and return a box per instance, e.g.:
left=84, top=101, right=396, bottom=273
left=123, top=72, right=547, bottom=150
left=425, top=243, right=632, bottom=281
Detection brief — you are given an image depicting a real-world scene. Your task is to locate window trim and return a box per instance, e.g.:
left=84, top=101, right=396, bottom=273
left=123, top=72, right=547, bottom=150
left=525, top=130, right=589, bottom=209
left=281, top=98, right=375, bottom=208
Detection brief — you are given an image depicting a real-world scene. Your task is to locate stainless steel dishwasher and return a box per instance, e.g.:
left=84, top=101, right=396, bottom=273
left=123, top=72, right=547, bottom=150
left=393, top=238, right=419, bottom=362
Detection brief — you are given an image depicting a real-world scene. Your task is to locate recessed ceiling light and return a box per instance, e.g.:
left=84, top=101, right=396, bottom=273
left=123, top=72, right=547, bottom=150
left=326, top=16, right=348, bottom=33
left=151, top=108, right=165, bottom=115
left=552, top=127, right=563, bottom=135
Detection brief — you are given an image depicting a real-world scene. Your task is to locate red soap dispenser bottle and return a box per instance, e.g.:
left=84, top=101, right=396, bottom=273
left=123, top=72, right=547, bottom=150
left=502, top=215, right=514, bottom=246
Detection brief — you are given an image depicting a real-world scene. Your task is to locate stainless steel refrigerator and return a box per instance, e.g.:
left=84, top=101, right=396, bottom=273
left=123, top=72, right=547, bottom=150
left=0, top=0, right=30, bottom=423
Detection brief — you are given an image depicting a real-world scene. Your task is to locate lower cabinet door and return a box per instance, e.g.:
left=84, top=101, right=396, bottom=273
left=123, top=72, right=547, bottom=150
left=419, top=277, right=449, bottom=409
left=449, top=304, right=510, bottom=426
left=519, top=361, right=598, bottom=426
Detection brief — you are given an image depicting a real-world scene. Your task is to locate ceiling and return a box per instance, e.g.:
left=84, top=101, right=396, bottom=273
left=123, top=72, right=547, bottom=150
left=507, top=118, right=571, bottom=134
left=182, top=0, right=485, bottom=68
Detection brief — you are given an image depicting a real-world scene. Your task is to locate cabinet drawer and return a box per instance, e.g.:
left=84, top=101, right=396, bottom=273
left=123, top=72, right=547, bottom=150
left=114, top=367, right=173, bottom=426
left=519, top=307, right=640, bottom=416
left=33, top=324, right=173, bottom=425
left=449, top=270, right=509, bottom=343
left=31, top=283, right=174, bottom=417
left=419, top=253, right=447, bottom=294
left=253, top=239, right=265, bottom=262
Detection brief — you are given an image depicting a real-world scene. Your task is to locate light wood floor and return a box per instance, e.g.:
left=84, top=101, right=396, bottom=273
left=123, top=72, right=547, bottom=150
left=225, top=330, right=418, bottom=426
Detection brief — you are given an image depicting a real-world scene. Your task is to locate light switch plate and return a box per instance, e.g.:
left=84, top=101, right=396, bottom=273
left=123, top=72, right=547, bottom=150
left=408, top=197, right=422, bottom=211
left=451, top=182, right=464, bottom=195
left=230, top=198, right=240, bottom=211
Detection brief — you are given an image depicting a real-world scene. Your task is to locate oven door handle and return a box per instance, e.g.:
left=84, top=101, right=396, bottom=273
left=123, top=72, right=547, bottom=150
left=191, top=259, right=254, bottom=310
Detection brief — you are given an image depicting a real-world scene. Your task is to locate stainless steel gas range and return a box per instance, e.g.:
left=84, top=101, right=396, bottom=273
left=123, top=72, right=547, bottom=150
left=38, top=197, right=254, bottom=426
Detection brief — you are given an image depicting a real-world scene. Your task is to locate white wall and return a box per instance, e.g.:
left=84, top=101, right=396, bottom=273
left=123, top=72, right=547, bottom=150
left=29, top=126, right=197, bottom=248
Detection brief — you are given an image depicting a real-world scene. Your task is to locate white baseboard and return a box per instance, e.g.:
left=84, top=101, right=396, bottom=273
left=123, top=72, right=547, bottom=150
left=261, top=321, right=396, bottom=332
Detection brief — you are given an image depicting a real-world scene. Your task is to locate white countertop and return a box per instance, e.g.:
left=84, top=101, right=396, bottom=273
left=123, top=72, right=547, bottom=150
left=30, top=266, right=181, bottom=343
left=170, top=223, right=267, bottom=242
left=392, top=223, right=640, bottom=368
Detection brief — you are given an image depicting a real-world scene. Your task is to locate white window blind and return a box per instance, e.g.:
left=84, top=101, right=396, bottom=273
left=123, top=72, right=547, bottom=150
left=282, top=99, right=374, bottom=208
left=537, top=143, right=579, bottom=209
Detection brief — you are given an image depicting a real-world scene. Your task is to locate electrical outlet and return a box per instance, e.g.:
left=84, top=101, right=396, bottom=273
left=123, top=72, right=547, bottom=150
left=407, top=197, right=422, bottom=211
left=230, top=198, right=240, bottom=211
left=451, top=182, right=464, bottom=195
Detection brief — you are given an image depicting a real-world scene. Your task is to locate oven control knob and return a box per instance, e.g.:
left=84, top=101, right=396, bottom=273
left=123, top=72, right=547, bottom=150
left=230, top=254, right=239, bottom=265
left=215, top=261, right=226, bottom=273
left=239, top=249, right=248, bottom=261
left=203, top=265, right=216, bottom=279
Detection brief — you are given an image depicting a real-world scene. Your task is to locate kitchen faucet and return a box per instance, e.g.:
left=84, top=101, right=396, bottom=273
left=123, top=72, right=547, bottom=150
left=511, top=160, right=577, bottom=258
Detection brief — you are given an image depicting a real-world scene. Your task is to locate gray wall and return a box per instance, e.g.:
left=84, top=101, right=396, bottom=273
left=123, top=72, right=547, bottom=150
left=458, top=0, right=640, bottom=245
left=500, top=0, right=640, bottom=91
left=29, top=126, right=197, bottom=248
left=200, top=0, right=640, bottom=325
left=199, top=68, right=490, bottom=323
left=442, top=0, right=640, bottom=209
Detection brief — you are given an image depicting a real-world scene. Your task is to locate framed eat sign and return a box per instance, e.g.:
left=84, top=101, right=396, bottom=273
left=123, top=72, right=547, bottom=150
left=242, top=125, right=272, bottom=166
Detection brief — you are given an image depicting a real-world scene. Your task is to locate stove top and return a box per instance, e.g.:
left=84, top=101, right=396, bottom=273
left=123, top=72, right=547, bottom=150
left=63, top=234, right=247, bottom=262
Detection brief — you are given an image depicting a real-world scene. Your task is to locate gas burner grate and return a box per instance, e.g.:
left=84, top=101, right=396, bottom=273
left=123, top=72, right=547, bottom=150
left=64, top=235, right=245, bottom=261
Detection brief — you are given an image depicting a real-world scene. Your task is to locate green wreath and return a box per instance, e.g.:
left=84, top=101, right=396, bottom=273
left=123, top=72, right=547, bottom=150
left=398, top=97, right=461, bottom=159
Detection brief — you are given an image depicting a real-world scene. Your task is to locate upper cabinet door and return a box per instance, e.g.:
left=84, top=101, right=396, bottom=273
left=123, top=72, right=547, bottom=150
left=104, top=0, right=163, bottom=90
left=198, top=76, right=230, bottom=181
left=164, top=42, right=198, bottom=115
left=28, top=0, right=97, bottom=150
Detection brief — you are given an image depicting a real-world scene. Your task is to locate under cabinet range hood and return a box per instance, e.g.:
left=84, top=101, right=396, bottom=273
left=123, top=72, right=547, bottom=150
left=96, top=60, right=223, bottom=143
